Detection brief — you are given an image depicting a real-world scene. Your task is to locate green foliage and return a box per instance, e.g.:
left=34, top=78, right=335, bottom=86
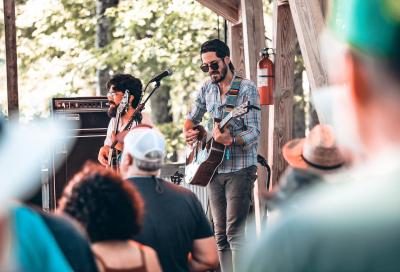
left=157, top=122, right=185, bottom=162
left=0, top=0, right=224, bottom=159
left=4, top=0, right=218, bottom=122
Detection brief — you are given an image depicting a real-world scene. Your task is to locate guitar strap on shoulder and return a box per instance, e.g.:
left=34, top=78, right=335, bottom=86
left=222, top=75, right=242, bottom=161
left=223, top=75, right=242, bottom=118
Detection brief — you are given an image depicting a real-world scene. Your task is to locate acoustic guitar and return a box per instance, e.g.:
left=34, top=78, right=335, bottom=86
left=184, top=101, right=252, bottom=186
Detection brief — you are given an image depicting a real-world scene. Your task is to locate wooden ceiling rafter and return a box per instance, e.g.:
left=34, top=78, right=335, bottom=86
left=195, top=0, right=241, bottom=24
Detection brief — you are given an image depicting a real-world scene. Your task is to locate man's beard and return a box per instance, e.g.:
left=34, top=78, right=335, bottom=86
left=107, top=102, right=128, bottom=118
left=210, top=63, right=228, bottom=83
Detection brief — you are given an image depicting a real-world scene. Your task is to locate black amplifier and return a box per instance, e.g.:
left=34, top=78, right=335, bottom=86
left=45, top=96, right=111, bottom=210
left=51, top=96, right=110, bottom=133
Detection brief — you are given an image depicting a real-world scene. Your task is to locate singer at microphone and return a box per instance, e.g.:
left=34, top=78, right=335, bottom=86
left=98, top=73, right=154, bottom=168
left=149, top=69, right=173, bottom=83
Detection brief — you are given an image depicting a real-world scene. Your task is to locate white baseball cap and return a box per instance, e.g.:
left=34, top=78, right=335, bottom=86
left=123, top=126, right=165, bottom=164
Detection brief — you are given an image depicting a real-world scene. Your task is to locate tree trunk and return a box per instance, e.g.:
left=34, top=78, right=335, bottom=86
left=96, top=0, right=118, bottom=95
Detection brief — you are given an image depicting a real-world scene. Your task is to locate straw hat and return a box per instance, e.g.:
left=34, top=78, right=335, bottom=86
left=282, top=124, right=344, bottom=172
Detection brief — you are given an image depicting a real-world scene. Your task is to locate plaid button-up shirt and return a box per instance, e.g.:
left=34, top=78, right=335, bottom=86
left=187, top=77, right=261, bottom=173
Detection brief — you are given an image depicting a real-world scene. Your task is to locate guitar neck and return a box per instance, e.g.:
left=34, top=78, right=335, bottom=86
left=219, top=112, right=232, bottom=130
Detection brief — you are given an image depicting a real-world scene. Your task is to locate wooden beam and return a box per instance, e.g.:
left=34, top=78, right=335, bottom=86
left=196, top=0, right=240, bottom=24
left=3, top=0, right=19, bottom=120
left=269, top=1, right=297, bottom=188
left=288, top=0, right=328, bottom=90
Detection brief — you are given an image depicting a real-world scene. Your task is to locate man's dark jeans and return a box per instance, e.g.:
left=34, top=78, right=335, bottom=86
left=208, top=165, right=257, bottom=272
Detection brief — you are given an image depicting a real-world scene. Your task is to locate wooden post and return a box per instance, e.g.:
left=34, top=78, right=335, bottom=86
left=241, top=0, right=265, bottom=81
left=240, top=0, right=268, bottom=235
left=269, top=1, right=297, bottom=188
left=288, top=0, right=328, bottom=90
left=3, top=0, right=19, bottom=120
left=227, top=22, right=246, bottom=76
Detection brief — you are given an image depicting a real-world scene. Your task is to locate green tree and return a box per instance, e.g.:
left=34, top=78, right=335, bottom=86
left=2, top=0, right=219, bottom=160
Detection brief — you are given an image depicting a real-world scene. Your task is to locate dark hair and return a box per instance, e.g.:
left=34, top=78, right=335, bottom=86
left=106, top=74, right=143, bottom=108
left=61, top=162, right=143, bottom=243
left=200, top=39, right=235, bottom=72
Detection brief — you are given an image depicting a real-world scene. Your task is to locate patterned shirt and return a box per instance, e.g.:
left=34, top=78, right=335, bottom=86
left=187, top=76, right=261, bottom=173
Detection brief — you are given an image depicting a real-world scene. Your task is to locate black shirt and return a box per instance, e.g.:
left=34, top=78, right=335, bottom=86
left=36, top=209, right=99, bottom=272
left=129, top=177, right=213, bottom=272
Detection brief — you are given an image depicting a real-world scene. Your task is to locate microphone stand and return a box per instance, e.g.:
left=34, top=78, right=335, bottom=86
left=117, top=80, right=161, bottom=135
left=137, top=80, right=161, bottom=118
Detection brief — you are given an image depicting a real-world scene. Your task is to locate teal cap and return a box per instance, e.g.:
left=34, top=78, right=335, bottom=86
left=330, top=0, right=400, bottom=59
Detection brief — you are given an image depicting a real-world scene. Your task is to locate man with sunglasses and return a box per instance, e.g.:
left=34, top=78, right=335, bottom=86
left=183, top=39, right=261, bottom=272
left=98, top=73, right=153, bottom=167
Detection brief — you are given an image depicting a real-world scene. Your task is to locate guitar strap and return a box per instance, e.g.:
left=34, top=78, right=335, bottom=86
left=223, top=75, right=242, bottom=118
left=222, top=75, right=242, bottom=161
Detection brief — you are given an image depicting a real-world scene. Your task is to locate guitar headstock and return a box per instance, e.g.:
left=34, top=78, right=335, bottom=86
left=117, top=90, right=130, bottom=114
left=219, top=101, right=258, bottom=129
left=230, top=101, right=251, bottom=118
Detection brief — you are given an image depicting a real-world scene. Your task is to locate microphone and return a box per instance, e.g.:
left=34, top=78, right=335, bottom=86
left=149, top=69, right=173, bottom=83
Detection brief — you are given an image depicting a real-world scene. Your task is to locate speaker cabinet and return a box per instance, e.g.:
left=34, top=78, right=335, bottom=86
left=45, top=97, right=109, bottom=210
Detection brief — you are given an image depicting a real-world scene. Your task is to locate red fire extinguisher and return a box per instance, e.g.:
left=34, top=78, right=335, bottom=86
left=257, top=48, right=274, bottom=105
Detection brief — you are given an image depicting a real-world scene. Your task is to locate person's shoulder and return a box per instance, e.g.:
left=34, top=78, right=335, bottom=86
left=238, top=77, right=256, bottom=88
left=237, top=78, right=257, bottom=94
left=129, top=177, right=195, bottom=196
left=38, top=210, right=85, bottom=236
left=278, top=167, right=400, bottom=225
left=162, top=179, right=197, bottom=196
left=198, top=80, right=215, bottom=94
left=108, top=117, right=116, bottom=125
left=136, top=242, right=162, bottom=272
left=202, top=79, right=214, bottom=88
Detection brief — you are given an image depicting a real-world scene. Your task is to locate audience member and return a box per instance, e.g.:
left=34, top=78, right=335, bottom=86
left=37, top=209, right=99, bottom=272
left=267, top=124, right=345, bottom=210
left=240, top=0, right=400, bottom=271
left=119, top=126, right=219, bottom=272
left=0, top=116, right=80, bottom=271
left=59, top=162, right=162, bottom=272
left=11, top=205, right=73, bottom=271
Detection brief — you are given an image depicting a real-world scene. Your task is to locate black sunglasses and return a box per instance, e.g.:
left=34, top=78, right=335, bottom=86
left=200, top=59, right=221, bottom=73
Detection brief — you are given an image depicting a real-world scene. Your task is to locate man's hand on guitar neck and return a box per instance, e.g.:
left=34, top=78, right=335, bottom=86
left=213, top=123, right=234, bottom=146
left=111, top=131, right=125, bottom=151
